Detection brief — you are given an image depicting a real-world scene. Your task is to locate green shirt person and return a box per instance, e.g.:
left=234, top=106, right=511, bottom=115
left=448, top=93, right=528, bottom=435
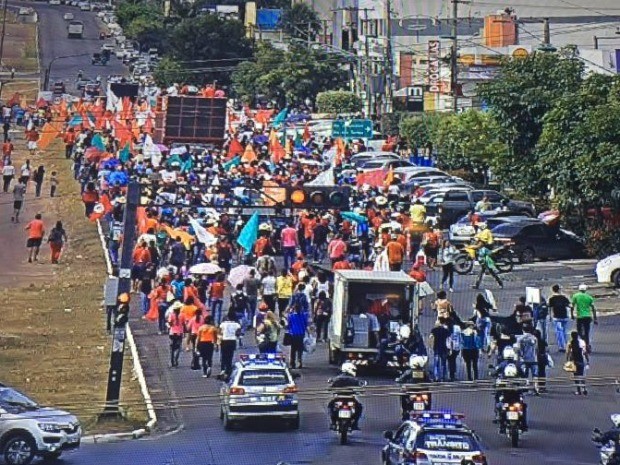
left=570, top=284, right=598, bottom=351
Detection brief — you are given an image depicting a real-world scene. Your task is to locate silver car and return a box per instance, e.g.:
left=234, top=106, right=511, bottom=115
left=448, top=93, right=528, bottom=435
left=0, top=385, right=81, bottom=465
left=219, top=354, right=300, bottom=430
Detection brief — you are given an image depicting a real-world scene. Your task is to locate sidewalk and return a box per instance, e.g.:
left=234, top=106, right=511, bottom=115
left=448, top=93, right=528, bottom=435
left=0, top=131, right=57, bottom=289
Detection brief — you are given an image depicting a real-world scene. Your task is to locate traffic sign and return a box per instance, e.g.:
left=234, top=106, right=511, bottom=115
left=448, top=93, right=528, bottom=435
left=331, top=119, right=373, bottom=139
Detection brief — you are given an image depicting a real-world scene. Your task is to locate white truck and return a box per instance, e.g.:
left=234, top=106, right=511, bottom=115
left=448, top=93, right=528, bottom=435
left=327, top=270, right=418, bottom=369
left=67, top=21, right=84, bottom=39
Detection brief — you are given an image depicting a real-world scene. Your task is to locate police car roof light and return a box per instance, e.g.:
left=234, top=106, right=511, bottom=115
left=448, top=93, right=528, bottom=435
left=239, top=353, right=286, bottom=365
left=410, top=410, right=465, bottom=426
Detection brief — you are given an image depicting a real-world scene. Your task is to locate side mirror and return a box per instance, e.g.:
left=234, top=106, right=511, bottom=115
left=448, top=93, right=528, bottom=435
left=383, top=430, right=393, bottom=441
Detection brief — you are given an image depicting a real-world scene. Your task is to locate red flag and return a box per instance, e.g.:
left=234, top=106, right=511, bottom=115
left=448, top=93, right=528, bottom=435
left=227, top=138, right=244, bottom=159
left=302, top=124, right=311, bottom=142
left=270, top=138, right=286, bottom=163
left=357, top=168, right=388, bottom=188
left=89, top=203, right=106, bottom=222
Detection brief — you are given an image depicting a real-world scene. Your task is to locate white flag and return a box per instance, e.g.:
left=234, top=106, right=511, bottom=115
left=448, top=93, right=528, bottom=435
left=189, top=218, right=217, bottom=246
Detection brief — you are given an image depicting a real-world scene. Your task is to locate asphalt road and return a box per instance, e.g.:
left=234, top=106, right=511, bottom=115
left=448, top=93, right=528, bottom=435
left=14, top=0, right=125, bottom=91
left=12, top=7, right=620, bottom=464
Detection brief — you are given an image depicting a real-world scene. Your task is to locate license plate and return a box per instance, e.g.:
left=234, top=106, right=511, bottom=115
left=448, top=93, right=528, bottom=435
left=338, top=410, right=352, bottom=419
left=507, top=411, right=519, bottom=420
left=260, top=396, right=276, bottom=402
left=413, top=402, right=426, bottom=411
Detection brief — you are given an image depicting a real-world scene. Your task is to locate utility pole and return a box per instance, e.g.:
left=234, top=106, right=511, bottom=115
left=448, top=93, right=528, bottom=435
left=450, top=0, right=459, bottom=113
left=103, top=182, right=140, bottom=415
left=362, top=8, right=372, bottom=117
left=542, top=18, right=550, bottom=46
left=0, top=0, right=9, bottom=72
left=384, top=0, right=393, bottom=114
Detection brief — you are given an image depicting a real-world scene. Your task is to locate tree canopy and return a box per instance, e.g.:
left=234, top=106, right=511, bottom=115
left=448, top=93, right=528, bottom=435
left=280, top=3, right=322, bottom=42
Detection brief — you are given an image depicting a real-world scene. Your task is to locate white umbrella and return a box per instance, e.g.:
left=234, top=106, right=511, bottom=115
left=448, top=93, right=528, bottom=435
left=189, top=262, right=222, bottom=275
left=228, top=265, right=255, bottom=288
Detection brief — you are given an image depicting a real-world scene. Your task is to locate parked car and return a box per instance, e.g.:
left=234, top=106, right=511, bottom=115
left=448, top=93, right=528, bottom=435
left=0, top=384, right=82, bottom=465
left=358, top=158, right=414, bottom=173
left=350, top=151, right=399, bottom=167
left=18, top=7, right=33, bottom=15
left=78, top=2, right=91, bottom=10
left=431, top=189, right=536, bottom=227
left=76, top=78, right=93, bottom=90
left=394, top=166, right=446, bottom=181
left=49, top=0, right=61, bottom=5
left=63, top=12, right=74, bottom=20
left=492, top=222, right=586, bottom=263
left=449, top=212, right=540, bottom=243
left=595, top=253, right=620, bottom=288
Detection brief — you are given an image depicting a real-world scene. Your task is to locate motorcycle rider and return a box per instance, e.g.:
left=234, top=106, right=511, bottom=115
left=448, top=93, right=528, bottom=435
left=493, top=346, right=529, bottom=433
left=396, top=355, right=431, bottom=419
left=328, top=362, right=365, bottom=430
left=473, top=222, right=494, bottom=250
left=595, top=414, right=620, bottom=452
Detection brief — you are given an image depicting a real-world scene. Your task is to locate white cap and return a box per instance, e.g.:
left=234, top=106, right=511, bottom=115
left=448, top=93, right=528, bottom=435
left=578, top=283, right=588, bottom=291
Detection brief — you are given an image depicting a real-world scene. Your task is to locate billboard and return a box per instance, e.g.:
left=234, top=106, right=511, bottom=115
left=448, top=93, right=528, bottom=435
left=427, top=40, right=441, bottom=93
left=163, top=97, right=227, bottom=144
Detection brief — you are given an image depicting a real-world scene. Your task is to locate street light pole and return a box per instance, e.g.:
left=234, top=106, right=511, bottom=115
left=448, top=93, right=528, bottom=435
left=43, top=53, right=90, bottom=90
left=450, top=0, right=458, bottom=113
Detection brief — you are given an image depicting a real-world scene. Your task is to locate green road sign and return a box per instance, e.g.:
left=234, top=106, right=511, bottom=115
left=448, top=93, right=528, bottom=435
left=331, top=119, right=373, bottom=139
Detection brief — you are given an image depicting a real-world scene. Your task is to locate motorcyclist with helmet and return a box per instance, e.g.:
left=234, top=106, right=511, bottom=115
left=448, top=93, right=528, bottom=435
left=594, top=414, right=620, bottom=462
left=473, top=222, right=494, bottom=250
left=396, top=355, right=432, bottom=419
left=493, top=346, right=529, bottom=432
left=328, top=362, right=365, bottom=430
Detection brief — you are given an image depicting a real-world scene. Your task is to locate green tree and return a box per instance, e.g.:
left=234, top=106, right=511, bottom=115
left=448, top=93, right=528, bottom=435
left=316, top=91, right=362, bottom=114
left=116, top=1, right=161, bottom=29
left=434, top=110, right=507, bottom=177
left=124, top=15, right=167, bottom=50
left=167, top=14, right=252, bottom=85
left=152, top=56, right=189, bottom=86
left=399, top=113, right=445, bottom=151
left=232, top=42, right=348, bottom=107
left=477, top=51, right=584, bottom=195
left=280, top=3, right=322, bottom=41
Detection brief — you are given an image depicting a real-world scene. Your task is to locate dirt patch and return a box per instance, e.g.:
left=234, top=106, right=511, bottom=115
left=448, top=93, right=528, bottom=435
left=1, top=80, right=40, bottom=101
left=2, top=13, right=38, bottom=72
left=0, top=138, right=148, bottom=434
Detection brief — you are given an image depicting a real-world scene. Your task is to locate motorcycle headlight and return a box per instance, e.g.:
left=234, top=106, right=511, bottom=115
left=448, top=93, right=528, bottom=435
left=38, top=423, right=63, bottom=433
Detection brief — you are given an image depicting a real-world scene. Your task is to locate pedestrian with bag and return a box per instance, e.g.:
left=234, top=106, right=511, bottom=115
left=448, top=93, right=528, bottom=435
left=460, top=322, right=480, bottom=381
left=47, top=220, right=67, bottom=264
left=566, top=330, right=589, bottom=395
left=257, top=310, right=280, bottom=353
left=313, top=291, right=332, bottom=342
left=287, top=304, right=308, bottom=369
left=196, top=315, right=218, bottom=377
left=548, top=284, right=571, bottom=352
left=535, top=329, right=549, bottom=393
left=446, top=321, right=462, bottom=381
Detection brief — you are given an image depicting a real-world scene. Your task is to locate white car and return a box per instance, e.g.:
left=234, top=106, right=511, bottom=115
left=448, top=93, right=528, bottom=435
left=79, top=2, right=91, bottom=10
left=596, top=253, right=620, bottom=287
left=49, top=0, right=61, bottom=5
left=63, top=12, right=74, bottom=20
left=18, top=7, right=32, bottom=15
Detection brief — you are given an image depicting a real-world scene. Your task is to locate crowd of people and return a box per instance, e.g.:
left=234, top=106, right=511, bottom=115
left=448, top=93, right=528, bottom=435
left=0, top=93, right=599, bottom=393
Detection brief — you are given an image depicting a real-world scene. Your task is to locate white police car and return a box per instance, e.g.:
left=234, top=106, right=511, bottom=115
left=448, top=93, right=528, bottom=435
left=219, top=354, right=300, bottom=430
left=382, top=412, right=487, bottom=465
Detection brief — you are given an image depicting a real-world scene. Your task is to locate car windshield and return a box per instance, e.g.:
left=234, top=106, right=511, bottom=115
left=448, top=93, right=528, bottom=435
left=415, top=431, right=477, bottom=452
left=0, top=388, right=38, bottom=408
left=491, top=223, right=524, bottom=236
left=239, top=369, right=290, bottom=386
left=361, top=161, right=385, bottom=169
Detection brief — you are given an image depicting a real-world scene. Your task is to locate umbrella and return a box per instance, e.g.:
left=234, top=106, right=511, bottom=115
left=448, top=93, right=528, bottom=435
left=252, top=134, right=268, bottom=145
left=157, top=144, right=169, bottom=152
left=170, top=147, right=186, bottom=155
left=101, top=158, right=120, bottom=170
left=341, top=211, right=368, bottom=224
left=189, top=262, right=222, bottom=275
left=85, top=146, right=103, bottom=162
left=227, top=265, right=255, bottom=288
left=107, top=171, right=129, bottom=186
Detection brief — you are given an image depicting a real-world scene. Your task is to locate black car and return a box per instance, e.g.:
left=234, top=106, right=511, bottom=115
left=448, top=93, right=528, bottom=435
left=492, top=222, right=586, bottom=263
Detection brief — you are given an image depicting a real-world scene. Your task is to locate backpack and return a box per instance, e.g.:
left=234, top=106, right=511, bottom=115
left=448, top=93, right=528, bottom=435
left=520, top=334, right=538, bottom=363
left=48, top=228, right=62, bottom=244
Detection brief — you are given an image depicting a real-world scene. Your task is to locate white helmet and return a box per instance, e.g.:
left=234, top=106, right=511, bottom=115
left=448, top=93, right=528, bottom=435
left=503, top=346, right=517, bottom=361
left=410, top=355, right=428, bottom=369
left=341, top=362, right=357, bottom=377
left=478, top=222, right=488, bottom=230
left=399, top=325, right=411, bottom=340
left=611, top=414, right=620, bottom=428
left=503, top=364, right=518, bottom=378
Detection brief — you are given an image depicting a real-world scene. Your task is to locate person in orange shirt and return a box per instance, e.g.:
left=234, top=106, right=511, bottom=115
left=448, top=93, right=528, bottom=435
left=2, top=138, right=13, bottom=157
left=63, top=129, right=75, bottom=159
left=386, top=234, right=405, bottom=271
left=25, top=213, right=45, bottom=263
left=332, top=256, right=353, bottom=270
left=208, top=273, right=226, bottom=325
left=183, top=278, right=206, bottom=312
left=196, top=315, right=218, bottom=377
left=132, top=241, right=152, bottom=292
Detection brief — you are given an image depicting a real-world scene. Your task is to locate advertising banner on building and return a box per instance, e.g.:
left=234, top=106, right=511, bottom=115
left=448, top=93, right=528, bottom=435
left=427, top=40, right=441, bottom=93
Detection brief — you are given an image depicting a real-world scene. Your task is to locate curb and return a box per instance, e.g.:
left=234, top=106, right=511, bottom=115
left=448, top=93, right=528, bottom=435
left=95, top=219, right=158, bottom=436
left=82, top=428, right=148, bottom=444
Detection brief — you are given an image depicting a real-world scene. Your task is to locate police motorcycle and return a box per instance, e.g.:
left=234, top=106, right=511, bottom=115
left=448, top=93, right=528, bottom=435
left=395, top=355, right=432, bottom=419
left=327, top=362, right=367, bottom=445
left=490, top=346, right=529, bottom=447
left=592, top=415, right=620, bottom=465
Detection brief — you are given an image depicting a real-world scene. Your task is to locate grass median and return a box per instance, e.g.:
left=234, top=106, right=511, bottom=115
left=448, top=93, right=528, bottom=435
left=0, top=139, right=148, bottom=434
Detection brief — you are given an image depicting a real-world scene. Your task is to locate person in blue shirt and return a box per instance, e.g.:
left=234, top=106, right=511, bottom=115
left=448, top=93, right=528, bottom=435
left=290, top=283, right=309, bottom=315
left=287, top=304, right=308, bottom=369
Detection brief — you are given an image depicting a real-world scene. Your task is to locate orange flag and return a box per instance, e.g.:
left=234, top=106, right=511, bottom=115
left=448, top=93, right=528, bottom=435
left=242, top=143, right=257, bottom=162
left=384, top=166, right=394, bottom=187
left=227, top=138, right=244, bottom=159
left=270, top=138, right=286, bottom=163
left=37, top=122, right=59, bottom=150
